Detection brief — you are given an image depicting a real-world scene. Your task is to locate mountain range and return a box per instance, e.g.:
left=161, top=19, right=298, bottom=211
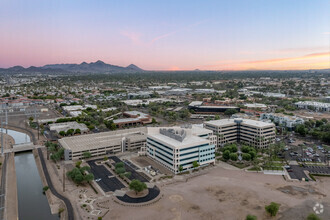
left=0, top=60, right=144, bottom=74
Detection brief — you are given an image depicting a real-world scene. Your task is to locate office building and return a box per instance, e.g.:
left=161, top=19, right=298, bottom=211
left=146, top=125, right=216, bottom=173
left=188, top=101, right=240, bottom=114
left=204, top=119, right=275, bottom=149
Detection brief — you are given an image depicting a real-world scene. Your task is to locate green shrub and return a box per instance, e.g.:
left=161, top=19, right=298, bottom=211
left=246, top=214, right=257, bottom=220
left=265, top=202, right=280, bottom=217
left=306, top=213, right=321, bottom=220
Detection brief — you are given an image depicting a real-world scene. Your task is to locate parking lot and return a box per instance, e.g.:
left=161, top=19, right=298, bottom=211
left=87, top=160, right=125, bottom=192
left=283, top=141, right=330, bottom=164
left=286, top=165, right=330, bottom=181
left=108, top=156, right=150, bottom=182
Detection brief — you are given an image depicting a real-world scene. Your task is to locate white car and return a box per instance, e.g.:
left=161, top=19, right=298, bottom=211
left=95, top=178, right=101, bottom=182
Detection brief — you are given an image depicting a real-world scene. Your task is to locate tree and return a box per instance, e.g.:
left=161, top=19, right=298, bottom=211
left=129, top=179, right=147, bottom=195
left=246, top=214, right=257, bottom=220
left=242, top=153, right=251, bottom=161
left=225, top=109, right=238, bottom=116
left=265, top=202, right=280, bottom=217
left=115, top=162, right=124, bottom=169
left=59, top=131, right=66, bottom=136
left=223, top=150, right=230, bottom=160
left=248, top=151, right=256, bottom=160
left=215, top=115, right=220, bottom=120
left=83, top=152, right=92, bottom=159
left=179, top=165, right=183, bottom=172
left=192, top=161, right=199, bottom=168
left=66, top=129, right=74, bottom=136
left=75, top=160, right=82, bottom=168
left=230, top=153, right=238, bottom=161
left=296, top=124, right=307, bottom=136
left=152, top=118, right=157, bottom=124
left=306, top=213, right=321, bottom=220
left=115, top=167, right=126, bottom=174
left=67, top=166, right=94, bottom=185
left=75, top=129, right=81, bottom=134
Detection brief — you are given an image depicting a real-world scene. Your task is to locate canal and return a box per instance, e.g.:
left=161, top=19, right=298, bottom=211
left=7, top=129, right=59, bottom=220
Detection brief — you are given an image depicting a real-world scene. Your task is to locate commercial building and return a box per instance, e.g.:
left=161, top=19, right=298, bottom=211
left=59, top=127, right=147, bottom=160
left=146, top=125, right=216, bottom=173
left=204, top=119, right=275, bottom=149
left=49, top=121, right=89, bottom=134
left=259, top=113, right=304, bottom=130
left=113, top=111, right=152, bottom=128
left=188, top=101, right=240, bottom=114
left=244, top=103, right=267, bottom=110
left=295, top=101, right=330, bottom=112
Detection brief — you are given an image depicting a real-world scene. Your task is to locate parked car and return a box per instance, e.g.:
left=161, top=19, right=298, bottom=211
left=284, top=165, right=291, bottom=169
left=287, top=169, right=293, bottom=172
left=95, top=178, right=101, bottom=182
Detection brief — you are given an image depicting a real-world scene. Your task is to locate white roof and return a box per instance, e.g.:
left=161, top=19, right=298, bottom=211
left=205, top=118, right=274, bottom=128
left=147, top=127, right=209, bottom=149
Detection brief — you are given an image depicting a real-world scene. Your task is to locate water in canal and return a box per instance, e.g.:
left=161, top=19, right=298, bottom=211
left=6, top=129, right=59, bottom=220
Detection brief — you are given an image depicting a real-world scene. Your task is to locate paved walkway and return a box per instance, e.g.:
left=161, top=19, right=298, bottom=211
left=0, top=154, right=8, bottom=220
left=38, top=148, right=74, bottom=220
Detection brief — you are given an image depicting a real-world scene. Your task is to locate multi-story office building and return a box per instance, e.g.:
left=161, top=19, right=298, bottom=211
left=204, top=119, right=275, bottom=149
left=59, top=127, right=147, bottom=160
left=146, top=126, right=216, bottom=173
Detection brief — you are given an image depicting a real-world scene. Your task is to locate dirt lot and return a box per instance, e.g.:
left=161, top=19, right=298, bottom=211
left=131, top=156, right=173, bottom=175
left=295, top=109, right=330, bottom=120
left=104, top=168, right=330, bottom=220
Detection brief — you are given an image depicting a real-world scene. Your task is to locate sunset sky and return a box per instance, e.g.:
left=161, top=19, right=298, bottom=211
left=1, top=0, right=329, bottom=70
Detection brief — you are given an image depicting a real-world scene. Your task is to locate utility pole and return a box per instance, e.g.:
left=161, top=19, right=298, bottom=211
left=63, top=164, right=65, bottom=192
left=5, top=107, right=8, bottom=134
left=34, top=106, right=39, bottom=140
left=1, top=116, right=3, bottom=156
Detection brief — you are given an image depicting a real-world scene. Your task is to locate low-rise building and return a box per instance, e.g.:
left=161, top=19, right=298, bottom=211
left=188, top=101, right=240, bottom=114
left=49, top=121, right=89, bottom=134
left=146, top=125, right=216, bottom=173
left=295, top=101, right=330, bottom=112
left=204, top=118, right=275, bottom=149
left=113, top=111, right=152, bottom=128
left=259, top=113, right=304, bottom=130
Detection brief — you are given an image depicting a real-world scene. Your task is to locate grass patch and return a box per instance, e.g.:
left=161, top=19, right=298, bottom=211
left=231, top=162, right=249, bottom=169
left=310, top=173, right=330, bottom=177
left=247, top=166, right=261, bottom=171
left=309, top=174, right=316, bottom=181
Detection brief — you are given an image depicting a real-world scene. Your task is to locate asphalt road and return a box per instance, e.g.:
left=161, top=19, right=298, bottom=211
left=0, top=153, right=8, bottom=220
left=117, top=186, right=160, bottom=203
left=109, top=156, right=149, bottom=182
left=288, top=165, right=330, bottom=180
left=37, top=148, right=74, bottom=220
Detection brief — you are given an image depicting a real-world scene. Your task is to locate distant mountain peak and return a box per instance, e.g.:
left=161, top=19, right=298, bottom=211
left=126, top=64, right=142, bottom=71
left=94, top=60, right=105, bottom=64
left=2, top=60, right=144, bottom=74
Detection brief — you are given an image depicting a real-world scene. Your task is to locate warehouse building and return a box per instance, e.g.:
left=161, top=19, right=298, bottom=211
left=59, top=127, right=147, bottom=160
left=204, top=119, right=275, bottom=149
left=146, top=125, right=216, bottom=174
